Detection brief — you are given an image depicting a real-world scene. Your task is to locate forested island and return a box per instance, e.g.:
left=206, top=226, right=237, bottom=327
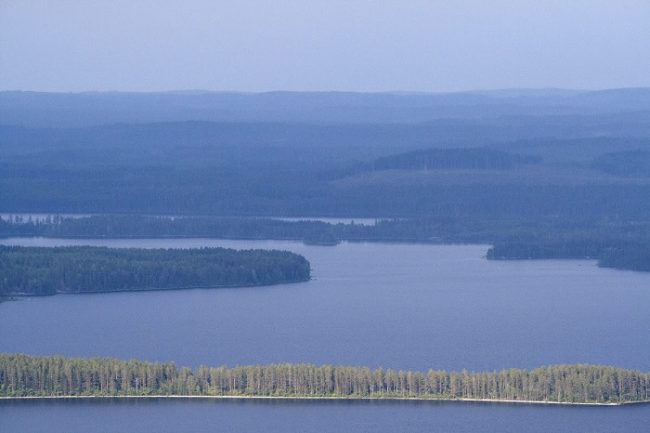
left=0, top=246, right=310, bottom=297
left=488, top=242, right=650, bottom=272
left=1, top=354, right=648, bottom=405
left=2, top=215, right=649, bottom=272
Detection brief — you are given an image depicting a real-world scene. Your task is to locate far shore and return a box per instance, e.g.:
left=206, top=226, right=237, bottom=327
left=2, top=395, right=648, bottom=407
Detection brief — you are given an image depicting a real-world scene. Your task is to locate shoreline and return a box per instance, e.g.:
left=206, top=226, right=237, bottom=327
left=1, top=276, right=311, bottom=299
left=1, top=395, right=647, bottom=406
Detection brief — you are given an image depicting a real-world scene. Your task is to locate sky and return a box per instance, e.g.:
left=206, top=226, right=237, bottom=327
left=1, top=0, right=650, bottom=93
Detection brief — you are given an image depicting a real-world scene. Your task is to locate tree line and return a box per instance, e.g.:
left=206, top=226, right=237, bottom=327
left=2, top=215, right=649, bottom=272
left=372, top=148, right=541, bottom=171
left=0, top=246, right=310, bottom=297
left=1, top=354, right=648, bottom=404
left=592, top=150, right=650, bottom=177
left=487, top=236, right=650, bottom=272
left=599, top=246, right=650, bottom=272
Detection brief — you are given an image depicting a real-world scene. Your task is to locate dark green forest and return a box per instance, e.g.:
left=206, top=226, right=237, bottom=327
left=1, top=354, right=648, bottom=404
left=0, top=246, right=310, bottom=297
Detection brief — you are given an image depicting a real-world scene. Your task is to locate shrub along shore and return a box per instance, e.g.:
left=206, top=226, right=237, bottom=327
left=1, top=354, right=648, bottom=405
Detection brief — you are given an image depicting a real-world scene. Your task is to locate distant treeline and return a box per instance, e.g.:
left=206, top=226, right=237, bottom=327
left=0, top=246, right=310, bottom=297
left=0, top=214, right=488, bottom=244
left=598, top=246, right=650, bottom=272
left=489, top=246, right=650, bottom=272
left=592, top=150, right=650, bottom=177
left=372, top=148, right=541, bottom=171
left=0, top=215, right=353, bottom=242
left=1, top=354, right=648, bottom=404
left=2, top=215, right=649, bottom=272
left=487, top=236, right=650, bottom=273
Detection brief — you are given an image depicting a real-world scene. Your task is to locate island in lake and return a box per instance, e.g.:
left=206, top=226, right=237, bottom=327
left=0, top=246, right=310, bottom=297
left=1, top=354, right=648, bottom=405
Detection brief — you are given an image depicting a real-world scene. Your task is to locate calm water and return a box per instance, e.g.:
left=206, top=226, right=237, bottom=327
left=1, top=238, right=649, bottom=371
left=1, top=399, right=649, bottom=433
left=2, top=238, right=649, bottom=432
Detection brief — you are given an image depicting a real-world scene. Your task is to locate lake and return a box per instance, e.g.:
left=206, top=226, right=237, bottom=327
left=1, top=238, right=649, bottom=432
left=1, top=399, right=649, bottom=433
left=1, top=238, right=649, bottom=371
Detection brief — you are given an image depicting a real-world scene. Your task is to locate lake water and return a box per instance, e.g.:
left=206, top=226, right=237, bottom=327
left=2, top=238, right=649, bottom=371
left=1, top=399, right=649, bottom=433
left=1, top=238, right=649, bottom=432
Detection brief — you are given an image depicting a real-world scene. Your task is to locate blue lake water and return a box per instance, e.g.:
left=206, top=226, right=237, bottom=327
left=1, top=238, right=649, bottom=371
left=1, top=399, right=649, bottom=433
left=1, top=238, right=649, bottom=432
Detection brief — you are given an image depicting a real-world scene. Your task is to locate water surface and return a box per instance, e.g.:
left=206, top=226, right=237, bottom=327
left=1, top=399, right=649, bottom=433
left=1, top=238, right=648, bottom=371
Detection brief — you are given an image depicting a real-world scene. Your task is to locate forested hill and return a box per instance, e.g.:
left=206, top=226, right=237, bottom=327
left=1, top=354, right=648, bottom=404
left=0, top=246, right=310, bottom=297
left=3, top=120, right=650, bottom=220
left=372, top=148, right=541, bottom=171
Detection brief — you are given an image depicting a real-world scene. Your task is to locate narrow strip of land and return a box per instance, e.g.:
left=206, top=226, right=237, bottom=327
left=2, top=354, right=648, bottom=406
left=2, top=394, right=645, bottom=406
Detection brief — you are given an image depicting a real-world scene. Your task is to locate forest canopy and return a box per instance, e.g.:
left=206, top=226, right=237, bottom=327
left=0, top=246, right=310, bottom=297
left=1, top=353, right=648, bottom=404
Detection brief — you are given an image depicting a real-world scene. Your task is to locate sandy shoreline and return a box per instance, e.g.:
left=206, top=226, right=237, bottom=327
left=1, top=395, right=647, bottom=406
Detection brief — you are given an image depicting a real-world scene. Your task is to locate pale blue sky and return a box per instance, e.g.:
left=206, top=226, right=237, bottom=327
left=1, top=0, right=649, bottom=92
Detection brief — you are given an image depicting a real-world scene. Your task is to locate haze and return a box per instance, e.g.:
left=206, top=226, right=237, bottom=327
left=2, top=0, right=650, bottom=93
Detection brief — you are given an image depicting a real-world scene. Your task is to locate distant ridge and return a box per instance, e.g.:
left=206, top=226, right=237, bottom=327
left=2, top=88, right=650, bottom=128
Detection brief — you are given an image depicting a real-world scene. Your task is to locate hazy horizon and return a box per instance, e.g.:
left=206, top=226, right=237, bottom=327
left=1, top=86, right=648, bottom=95
left=2, top=1, right=649, bottom=93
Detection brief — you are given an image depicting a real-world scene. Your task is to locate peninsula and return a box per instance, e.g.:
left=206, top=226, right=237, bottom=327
left=0, top=246, right=311, bottom=297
